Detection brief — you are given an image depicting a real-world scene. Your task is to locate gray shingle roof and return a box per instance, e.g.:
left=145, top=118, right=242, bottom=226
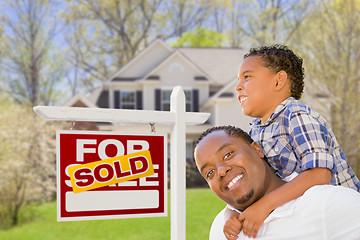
left=178, top=47, right=247, bottom=84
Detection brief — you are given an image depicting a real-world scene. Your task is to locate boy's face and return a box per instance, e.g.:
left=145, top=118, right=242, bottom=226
left=194, top=131, right=269, bottom=210
left=236, top=56, right=279, bottom=122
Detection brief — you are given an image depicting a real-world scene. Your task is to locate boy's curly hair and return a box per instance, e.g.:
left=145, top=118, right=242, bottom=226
left=244, top=44, right=305, bottom=100
left=193, top=126, right=253, bottom=154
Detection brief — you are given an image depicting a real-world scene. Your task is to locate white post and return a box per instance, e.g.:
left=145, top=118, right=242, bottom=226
left=170, top=86, right=186, bottom=240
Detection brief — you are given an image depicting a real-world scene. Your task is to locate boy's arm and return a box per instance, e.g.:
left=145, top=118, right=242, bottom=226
left=223, top=207, right=242, bottom=240
left=239, top=167, right=331, bottom=238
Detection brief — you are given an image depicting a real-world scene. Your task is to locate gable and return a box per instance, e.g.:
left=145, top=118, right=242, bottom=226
left=109, top=39, right=173, bottom=81
left=145, top=51, right=211, bottom=86
left=64, top=94, right=98, bottom=108
left=178, top=48, right=246, bottom=85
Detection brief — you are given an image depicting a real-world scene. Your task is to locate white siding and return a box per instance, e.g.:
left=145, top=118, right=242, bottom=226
left=215, top=98, right=252, bottom=132
left=156, top=56, right=201, bottom=87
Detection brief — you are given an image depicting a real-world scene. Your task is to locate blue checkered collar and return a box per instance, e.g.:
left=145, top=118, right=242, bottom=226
left=251, top=97, right=295, bottom=127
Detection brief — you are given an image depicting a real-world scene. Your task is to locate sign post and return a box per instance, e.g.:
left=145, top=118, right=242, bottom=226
left=33, top=86, right=210, bottom=240
left=170, top=86, right=186, bottom=240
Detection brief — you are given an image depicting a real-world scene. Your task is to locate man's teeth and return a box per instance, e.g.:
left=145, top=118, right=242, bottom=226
left=240, top=97, right=247, bottom=104
left=227, top=174, right=243, bottom=189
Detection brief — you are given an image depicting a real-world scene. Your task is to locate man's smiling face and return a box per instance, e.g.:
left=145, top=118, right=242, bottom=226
left=194, top=130, right=270, bottom=210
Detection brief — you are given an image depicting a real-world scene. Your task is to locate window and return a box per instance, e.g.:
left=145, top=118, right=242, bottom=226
left=161, top=89, right=192, bottom=111
left=161, top=90, right=171, bottom=111
left=155, top=89, right=198, bottom=112
left=184, top=90, right=192, bottom=112
left=114, top=90, right=142, bottom=110
left=120, top=91, right=136, bottom=109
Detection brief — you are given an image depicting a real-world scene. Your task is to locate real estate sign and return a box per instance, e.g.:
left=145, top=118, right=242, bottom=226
left=56, top=130, right=167, bottom=221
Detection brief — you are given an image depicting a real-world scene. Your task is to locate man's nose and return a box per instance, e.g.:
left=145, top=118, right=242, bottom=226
left=218, top=165, right=231, bottom=180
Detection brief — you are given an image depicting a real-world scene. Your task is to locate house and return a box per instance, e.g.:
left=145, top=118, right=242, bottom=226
left=65, top=39, right=331, bottom=181
left=65, top=39, right=253, bottom=160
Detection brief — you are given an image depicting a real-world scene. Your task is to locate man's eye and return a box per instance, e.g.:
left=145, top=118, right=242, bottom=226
left=244, top=75, right=251, bottom=80
left=206, top=170, right=214, bottom=178
left=224, top=152, right=233, bottom=160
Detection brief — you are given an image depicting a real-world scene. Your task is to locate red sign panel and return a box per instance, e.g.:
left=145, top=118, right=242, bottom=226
left=56, top=130, right=167, bottom=221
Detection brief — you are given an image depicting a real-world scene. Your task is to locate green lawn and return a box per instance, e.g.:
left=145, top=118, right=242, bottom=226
left=0, top=188, right=225, bottom=240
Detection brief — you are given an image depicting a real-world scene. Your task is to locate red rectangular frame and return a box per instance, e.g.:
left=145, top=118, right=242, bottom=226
left=56, top=130, right=168, bottom=221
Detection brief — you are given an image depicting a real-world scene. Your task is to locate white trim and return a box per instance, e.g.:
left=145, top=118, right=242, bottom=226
left=109, top=89, right=114, bottom=109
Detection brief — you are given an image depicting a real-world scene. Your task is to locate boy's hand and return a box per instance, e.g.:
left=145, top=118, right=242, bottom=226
left=223, top=214, right=242, bottom=240
left=238, top=198, right=272, bottom=238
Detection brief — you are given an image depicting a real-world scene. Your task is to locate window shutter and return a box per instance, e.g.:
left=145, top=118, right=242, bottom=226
left=114, top=90, right=120, bottom=109
left=136, top=91, right=143, bottom=110
left=96, top=90, right=109, bottom=108
left=155, top=89, right=161, bottom=110
left=192, top=89, right=199, bottom=112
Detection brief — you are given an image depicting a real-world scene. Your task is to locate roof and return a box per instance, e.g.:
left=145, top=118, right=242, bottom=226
left=202, top=78, right=237, bottom=108
left=63, top=94, right=98, bottom=108
left=178, top=47, right=246, bottom=85
left=105, top=39, right=246, bottom=86
left=63, top=40, right=248, bottom=108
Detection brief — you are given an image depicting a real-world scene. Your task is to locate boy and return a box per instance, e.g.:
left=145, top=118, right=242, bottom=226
left=224, top=45, right=360, bottom=239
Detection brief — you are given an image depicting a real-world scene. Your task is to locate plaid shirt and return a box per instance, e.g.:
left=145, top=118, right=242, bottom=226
left=250, top=97, right=360, bottom=192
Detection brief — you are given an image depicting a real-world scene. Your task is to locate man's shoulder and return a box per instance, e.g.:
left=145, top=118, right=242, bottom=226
left=209, top=208, right=227, bottom=240
left=209, top=186, right=360, bottom=240
left=297, top=185, right=360, bottom=213
left=304, top=185, right=360, bottom=201
left=304, top=185, right=360, bottom=239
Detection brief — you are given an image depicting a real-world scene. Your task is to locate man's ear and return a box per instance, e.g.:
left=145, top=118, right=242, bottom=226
left=274, top=71, right=288, bottom=90
left=250, top=142, right=265, bottom=159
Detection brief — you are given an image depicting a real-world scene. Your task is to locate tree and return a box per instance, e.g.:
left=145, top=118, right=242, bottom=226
left=1, top=0, right=65, bottom=107
left=0, top=95, right=63, bottom=228
left=62, top=0, right=215, bottom=92
left=157, top=0, right=214, bottom=38
left=62, top=0, right=164, bottom=91
left=298, top=0, right=360, bottom=175
left=171, top=26, right=227, bottom=47
left=207, top=0, right=313, bottom=48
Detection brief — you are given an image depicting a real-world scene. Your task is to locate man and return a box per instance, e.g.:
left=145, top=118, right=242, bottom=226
left=193, top=126, right=360, bottom=240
